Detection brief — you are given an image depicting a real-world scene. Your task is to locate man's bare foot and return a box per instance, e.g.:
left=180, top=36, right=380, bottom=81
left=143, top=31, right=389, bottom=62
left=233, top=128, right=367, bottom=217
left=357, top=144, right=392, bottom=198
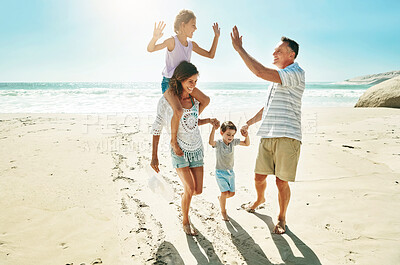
left=183, top=223, right=198, bottom=236
left=247, top=198, right=266, bottom=213
left=171, top=141, right=183, bottom=156
left=273, top=220, right=286, bottom=234
left=221, top=211, right=229, bottom=221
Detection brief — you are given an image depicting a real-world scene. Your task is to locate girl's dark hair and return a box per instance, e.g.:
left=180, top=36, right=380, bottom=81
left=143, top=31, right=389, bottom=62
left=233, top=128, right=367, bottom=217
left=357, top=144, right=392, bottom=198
left=169, top=61, right=199, bottom=98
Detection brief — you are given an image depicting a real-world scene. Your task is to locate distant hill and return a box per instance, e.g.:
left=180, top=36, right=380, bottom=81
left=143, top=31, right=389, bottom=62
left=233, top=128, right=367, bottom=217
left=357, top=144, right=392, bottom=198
left=339, top=70, right=400, bottom=85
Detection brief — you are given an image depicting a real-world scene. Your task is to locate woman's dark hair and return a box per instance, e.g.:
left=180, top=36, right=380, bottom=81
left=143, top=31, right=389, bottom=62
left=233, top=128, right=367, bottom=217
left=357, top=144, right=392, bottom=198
left=169, top=61, right=199, bottom=98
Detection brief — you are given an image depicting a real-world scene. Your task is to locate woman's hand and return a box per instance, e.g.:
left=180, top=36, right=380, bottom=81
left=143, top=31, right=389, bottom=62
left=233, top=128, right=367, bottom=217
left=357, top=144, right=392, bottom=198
left=150, top=157, right=160, bottom=173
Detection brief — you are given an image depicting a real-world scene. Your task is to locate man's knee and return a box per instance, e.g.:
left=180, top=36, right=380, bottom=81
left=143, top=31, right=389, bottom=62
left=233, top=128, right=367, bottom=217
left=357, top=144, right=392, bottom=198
left=276, top=177, right=289, bottom=190
left=255, top=173, right=267, bottom=182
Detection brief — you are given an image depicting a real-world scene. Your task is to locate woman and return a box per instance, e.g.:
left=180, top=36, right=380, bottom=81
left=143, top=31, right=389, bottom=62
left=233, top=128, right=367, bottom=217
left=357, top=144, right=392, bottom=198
left=151, top=61, right=217, bottom=236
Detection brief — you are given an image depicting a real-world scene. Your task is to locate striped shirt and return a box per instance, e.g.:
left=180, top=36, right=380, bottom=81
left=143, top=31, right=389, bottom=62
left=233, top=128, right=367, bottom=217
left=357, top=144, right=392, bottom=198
left=256, top=62, right=305, bottom=142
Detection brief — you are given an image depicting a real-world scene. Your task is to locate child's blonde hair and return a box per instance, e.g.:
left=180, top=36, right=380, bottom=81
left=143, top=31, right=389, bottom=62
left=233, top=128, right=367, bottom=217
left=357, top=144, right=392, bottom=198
left=174, top=10, right=196, bottom=34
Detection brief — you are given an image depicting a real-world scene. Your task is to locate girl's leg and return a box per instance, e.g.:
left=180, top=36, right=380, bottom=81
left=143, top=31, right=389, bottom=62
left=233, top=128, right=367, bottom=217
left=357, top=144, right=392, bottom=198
left=164, top=89, right=183, bottom=156
left=176, top=167, right=197, bottom=235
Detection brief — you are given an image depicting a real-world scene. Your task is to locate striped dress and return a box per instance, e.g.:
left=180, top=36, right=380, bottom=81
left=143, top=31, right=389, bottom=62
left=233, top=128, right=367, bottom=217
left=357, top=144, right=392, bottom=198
left=256, top=62, right=305, bottom=142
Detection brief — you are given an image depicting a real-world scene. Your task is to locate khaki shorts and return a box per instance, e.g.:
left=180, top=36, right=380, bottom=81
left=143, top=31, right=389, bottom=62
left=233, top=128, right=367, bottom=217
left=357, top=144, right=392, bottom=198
left=255, top=137, right=301, bottom=182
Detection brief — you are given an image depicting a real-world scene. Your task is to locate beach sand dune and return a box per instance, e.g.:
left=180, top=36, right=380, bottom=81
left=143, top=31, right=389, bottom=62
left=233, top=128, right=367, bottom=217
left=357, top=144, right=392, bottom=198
left=1, top=108, right=399, bottom=264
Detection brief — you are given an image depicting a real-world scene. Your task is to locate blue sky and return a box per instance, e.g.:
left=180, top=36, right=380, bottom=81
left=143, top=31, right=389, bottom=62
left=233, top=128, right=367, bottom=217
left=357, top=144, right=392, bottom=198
left=0, top=0, right=399, bottom=82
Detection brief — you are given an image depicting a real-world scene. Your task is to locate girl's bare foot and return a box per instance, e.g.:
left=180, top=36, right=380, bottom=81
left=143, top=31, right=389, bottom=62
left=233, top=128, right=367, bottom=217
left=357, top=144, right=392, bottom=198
left=183, top=223, right=198, bottom=236
left=171, top=141, right=183, bottom=156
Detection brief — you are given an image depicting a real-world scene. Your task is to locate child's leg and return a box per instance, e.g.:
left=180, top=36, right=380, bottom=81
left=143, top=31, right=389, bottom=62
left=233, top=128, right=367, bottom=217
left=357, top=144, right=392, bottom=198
left=219, top=191, right=230, bottom=221
left=227, top=191, right=235, bottom=198
left=164, top=89, right=183, bottom=156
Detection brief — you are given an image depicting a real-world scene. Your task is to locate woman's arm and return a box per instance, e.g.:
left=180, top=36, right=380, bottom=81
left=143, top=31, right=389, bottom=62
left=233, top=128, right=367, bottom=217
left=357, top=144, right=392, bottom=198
left=151, top=135, right=161, bottom=173
left=191, top=87, right=210, bottom=114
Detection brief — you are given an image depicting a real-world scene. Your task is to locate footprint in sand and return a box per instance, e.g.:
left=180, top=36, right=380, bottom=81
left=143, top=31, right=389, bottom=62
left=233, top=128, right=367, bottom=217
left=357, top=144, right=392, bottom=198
left=59, top=242, right=68, bottom=249
left=91, top=258, right=102, bottom=264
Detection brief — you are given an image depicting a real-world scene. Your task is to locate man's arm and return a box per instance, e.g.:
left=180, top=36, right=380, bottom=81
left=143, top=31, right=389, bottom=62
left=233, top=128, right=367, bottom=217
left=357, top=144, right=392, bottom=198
left=247, top=107, right=264, bottom=126
left=240, top=107, right=264, bottom=134
left=231, top=26, right=281, bottom=84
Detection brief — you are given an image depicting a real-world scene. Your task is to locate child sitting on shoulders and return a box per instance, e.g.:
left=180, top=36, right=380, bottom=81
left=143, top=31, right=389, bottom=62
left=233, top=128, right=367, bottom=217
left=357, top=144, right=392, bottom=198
left=209, top=121, right=250, bottom=221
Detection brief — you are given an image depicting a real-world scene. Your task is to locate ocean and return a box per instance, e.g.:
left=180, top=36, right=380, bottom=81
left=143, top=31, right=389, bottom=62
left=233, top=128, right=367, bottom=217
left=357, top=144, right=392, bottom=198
left=0, top=82, right=371, bottom=114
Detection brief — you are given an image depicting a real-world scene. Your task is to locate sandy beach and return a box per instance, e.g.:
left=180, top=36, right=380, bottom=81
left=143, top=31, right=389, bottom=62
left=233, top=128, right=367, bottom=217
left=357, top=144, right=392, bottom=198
left=1, top=107, right=399, bottom=265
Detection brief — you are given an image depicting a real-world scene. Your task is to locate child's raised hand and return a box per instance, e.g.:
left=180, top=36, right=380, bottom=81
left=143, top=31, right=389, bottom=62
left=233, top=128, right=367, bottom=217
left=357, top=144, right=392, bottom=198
left=209, top=118, right=220, bottom=129
left=213, top=120, right=220, bottom=129
left=153, top=21, right=166, bottom=40
left=212, top=23, right=220, bottom=38
left=240, top=125, right=249, bottom=137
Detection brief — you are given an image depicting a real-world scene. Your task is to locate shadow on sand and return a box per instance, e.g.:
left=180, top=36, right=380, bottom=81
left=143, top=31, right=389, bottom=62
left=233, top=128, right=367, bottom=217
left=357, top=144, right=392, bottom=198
left=185, top=226, right=224, bottom=265
left=254, top=213, right=322, bottom=265
left=153, top=215, right=321, bottom=265
left=154, top=241, right=184, bottom=265
left=226, top=217, right=274, bottom=265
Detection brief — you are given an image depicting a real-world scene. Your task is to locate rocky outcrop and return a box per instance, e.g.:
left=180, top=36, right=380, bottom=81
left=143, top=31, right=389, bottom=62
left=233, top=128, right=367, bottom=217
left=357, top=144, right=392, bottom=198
left=341, top=70, right=400, bottom=85
left=355, top=76, right=400, bottom=108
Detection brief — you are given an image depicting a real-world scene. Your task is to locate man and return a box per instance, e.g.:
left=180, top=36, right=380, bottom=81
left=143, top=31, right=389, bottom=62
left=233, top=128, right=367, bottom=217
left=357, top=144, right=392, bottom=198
left=231, top=26, right=305, bottom=234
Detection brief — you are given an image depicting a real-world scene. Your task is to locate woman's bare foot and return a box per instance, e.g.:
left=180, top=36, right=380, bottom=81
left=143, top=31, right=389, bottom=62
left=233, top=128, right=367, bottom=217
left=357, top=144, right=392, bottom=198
left=171, top=141, right=183, bottom=156
left=246, top=197, right=266, bottom=213
left=183, top=223, right=198, bottom=236
left=273, top=220, right=286, bottom=234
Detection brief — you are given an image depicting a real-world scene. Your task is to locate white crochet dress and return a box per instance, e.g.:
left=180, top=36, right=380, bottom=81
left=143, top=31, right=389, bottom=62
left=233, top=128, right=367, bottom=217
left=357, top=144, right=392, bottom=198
left=151, top=96, right=204, bottom=162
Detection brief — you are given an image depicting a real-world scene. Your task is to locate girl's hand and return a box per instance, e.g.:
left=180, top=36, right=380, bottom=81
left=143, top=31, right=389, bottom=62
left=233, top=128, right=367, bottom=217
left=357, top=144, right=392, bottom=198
left=153, top=21, right=166, bottom=40
left=212, top=23, right=220, bottom=38
left=150, top=157, right=160, bottom=173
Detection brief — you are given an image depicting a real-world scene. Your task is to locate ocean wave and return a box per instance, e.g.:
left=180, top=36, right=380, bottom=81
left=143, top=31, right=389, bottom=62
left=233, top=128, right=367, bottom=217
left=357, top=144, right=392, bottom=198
left=0, top=82, right=369, bottom=113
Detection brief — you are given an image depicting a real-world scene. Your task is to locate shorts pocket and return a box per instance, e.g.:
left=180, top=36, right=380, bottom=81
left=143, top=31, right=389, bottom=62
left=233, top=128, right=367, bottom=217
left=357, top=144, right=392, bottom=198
left=288, top=138, right=301, bottom=153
